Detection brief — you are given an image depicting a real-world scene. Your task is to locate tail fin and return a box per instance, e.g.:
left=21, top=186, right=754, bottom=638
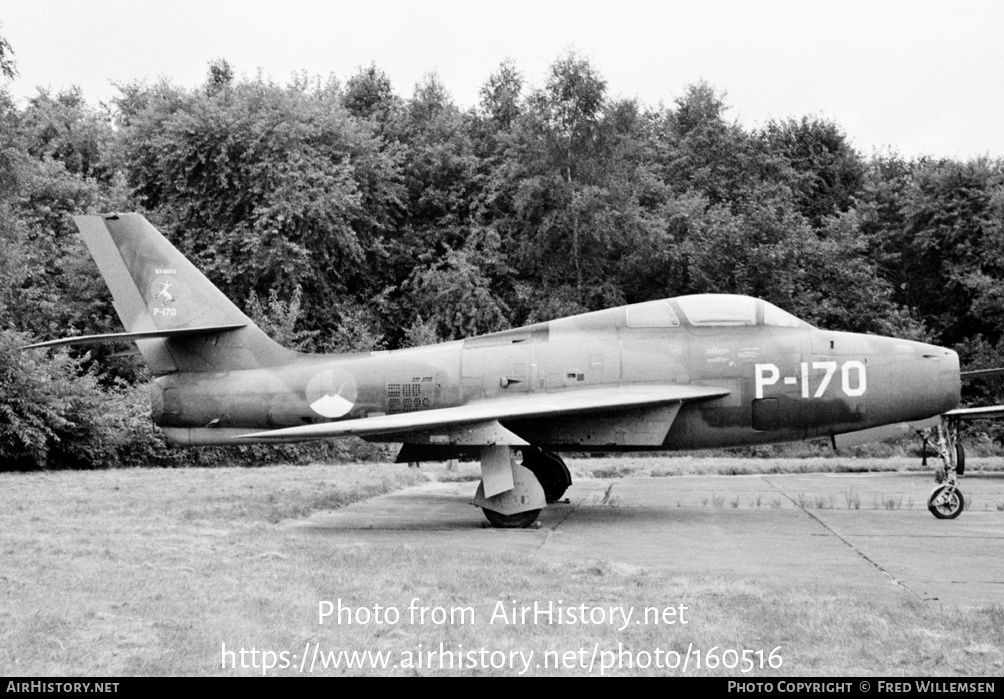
left=73, top=213, right=293, bottom=374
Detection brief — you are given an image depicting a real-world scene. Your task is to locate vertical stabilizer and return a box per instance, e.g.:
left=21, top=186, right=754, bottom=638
left=74, top=214, right=294, bottom=373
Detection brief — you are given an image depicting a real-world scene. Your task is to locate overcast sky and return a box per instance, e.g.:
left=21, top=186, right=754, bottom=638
left=3, top=0, right=1002, bottom=160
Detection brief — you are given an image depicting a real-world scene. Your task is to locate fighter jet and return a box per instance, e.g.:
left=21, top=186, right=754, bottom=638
left=24, top=214, right=991, bottom=526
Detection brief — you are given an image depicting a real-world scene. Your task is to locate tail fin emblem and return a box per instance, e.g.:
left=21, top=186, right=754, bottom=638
left=152, top=279, right=176, bottom=304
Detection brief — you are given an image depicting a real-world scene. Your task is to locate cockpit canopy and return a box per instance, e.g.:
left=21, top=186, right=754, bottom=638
left=626, top=295, right=804, bottom=329
left=468, top=294, right=806, bottom=348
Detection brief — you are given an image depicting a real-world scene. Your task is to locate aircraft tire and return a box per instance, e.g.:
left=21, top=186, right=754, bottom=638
left=483, top=508, right=541, bottom=528
left=956, top=443, right=965, bottom=476
left=927, top=485, right=965, bottom=519
left=522, top=449, right=572, bottom=503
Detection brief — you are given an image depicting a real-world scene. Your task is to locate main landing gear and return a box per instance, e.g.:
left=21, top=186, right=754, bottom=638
left=472, top=446, right=571, bottom=528
left=521, top=447, right=572, bottom=503
left=926, top=418, right=966, bottom=519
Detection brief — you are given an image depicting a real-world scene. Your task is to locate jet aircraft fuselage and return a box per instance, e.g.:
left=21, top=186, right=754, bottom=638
left=152, top=295, right=960, bottom=454
left=26, top=214, right=965, bottom=526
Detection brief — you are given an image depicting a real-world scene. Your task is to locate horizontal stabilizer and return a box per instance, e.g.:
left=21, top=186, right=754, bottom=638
left=21, top=324, right=246, bottom=350
left=945, top=405, right=1004, bottom=420
left=238, top=384, right=729, bottom=443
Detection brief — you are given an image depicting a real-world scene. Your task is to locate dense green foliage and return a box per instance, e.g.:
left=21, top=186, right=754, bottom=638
left=2, top=40, right=1004, bottom=469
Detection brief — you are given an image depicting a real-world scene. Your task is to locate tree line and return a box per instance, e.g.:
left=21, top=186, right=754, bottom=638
left=2, top=40, right=1004, bottom=469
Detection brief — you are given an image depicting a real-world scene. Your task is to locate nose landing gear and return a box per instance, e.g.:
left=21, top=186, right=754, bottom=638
left=928, top=483, right=965, bottom=519
left=926, top=418, right=965, bottom=519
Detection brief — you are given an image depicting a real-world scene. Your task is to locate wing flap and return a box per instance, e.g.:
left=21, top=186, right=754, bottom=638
left=238, top=384, right=729, bottom=443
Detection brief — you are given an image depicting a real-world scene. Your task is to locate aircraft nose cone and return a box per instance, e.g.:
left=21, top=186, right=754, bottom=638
left=943, top=346, right=962, bottom=408
left=914, top=343, right=961, bottom=413
left=868, top=339, right=960, bottom=424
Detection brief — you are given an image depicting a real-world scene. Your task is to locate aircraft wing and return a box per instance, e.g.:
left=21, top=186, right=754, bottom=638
left=941, top=369, right=1004, bottom=419
left=947, top=369, right=1004, bottom=420
left=945, top=405, right=1004, bottom=420
left=961, top=368, right=1004, bottom=380
left=238, top=384, right=729, bottom=443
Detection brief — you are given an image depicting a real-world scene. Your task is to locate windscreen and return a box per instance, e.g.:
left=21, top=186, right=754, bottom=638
left=763, top=301, right=802, bottom=328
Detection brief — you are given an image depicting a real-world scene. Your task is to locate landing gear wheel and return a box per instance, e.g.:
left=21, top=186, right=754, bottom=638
left=473, top=453, right=545, bottom=529
left=483, top=508, right=541, bottom=528
left=928, top=485, right=965, bottom=519
left=521, top=449, right=572, bottom=503
left=956, top=443, right=966, bottom=476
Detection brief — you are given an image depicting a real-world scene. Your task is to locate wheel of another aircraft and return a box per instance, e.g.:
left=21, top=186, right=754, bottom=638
left=483, top=508, right=541, bottom=528
left=521, top=448, right=572, bottom=503
left=927, top=485, right=965, bottom=519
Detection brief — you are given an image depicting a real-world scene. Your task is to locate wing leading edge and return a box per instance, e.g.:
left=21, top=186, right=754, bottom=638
left=238, top=384, right=729, bottom=443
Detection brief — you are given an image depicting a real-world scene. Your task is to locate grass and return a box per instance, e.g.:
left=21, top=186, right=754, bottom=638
left=590, top=483, right=619, bottom=507
left=1, top=459, right=1002, bottom=676
left=844, top=489, right=862, bottom=510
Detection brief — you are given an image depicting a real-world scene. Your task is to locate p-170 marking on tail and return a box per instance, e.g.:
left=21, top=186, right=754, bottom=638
left=23, top=214, right=1000, bottom=525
